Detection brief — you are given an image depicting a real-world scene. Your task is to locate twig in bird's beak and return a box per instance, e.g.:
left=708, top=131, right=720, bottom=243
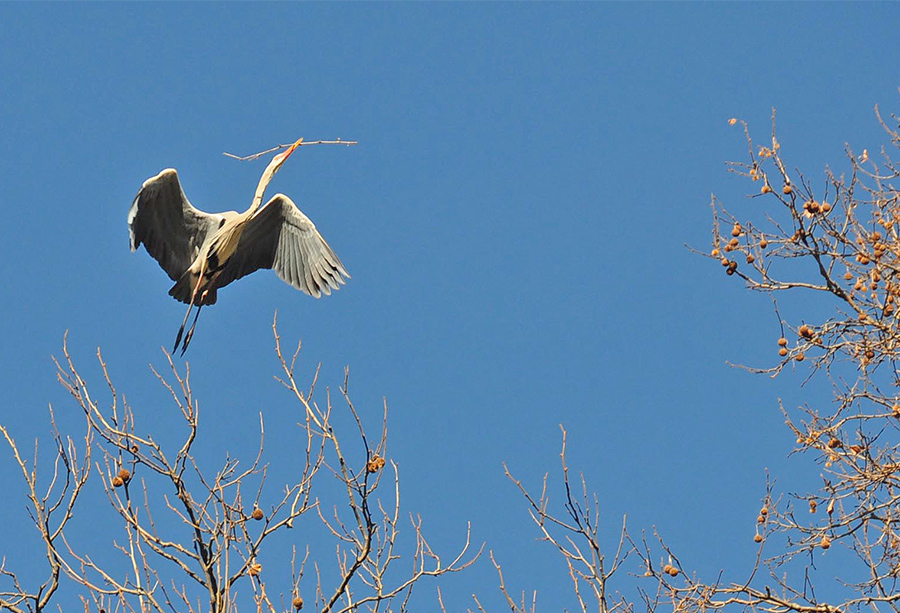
left=223, top=138, right=358, bottom=161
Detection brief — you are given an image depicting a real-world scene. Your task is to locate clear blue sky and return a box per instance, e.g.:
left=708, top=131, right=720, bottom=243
left=1, top=3, right=897, bottom=610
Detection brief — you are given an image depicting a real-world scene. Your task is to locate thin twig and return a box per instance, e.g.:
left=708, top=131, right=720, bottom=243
left=223, top=138, right=358, bottom=161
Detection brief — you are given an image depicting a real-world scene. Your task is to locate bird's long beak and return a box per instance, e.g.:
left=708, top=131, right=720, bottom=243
left=275, top=137, right=304, bottom=165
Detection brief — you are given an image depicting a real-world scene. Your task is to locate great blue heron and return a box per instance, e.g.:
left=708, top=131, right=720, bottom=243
left=128, top=138, right=349, bottom=354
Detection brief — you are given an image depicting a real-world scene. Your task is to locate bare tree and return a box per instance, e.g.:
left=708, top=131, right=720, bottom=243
left=475, top=99, right=900, bottom=613
left=0, top=316, right=478, bottom=613
left=469, top=426, right=634, bottom=613
left=659, top=102, right=900, bottom=613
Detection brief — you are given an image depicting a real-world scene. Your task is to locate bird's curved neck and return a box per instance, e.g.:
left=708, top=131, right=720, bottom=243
left=247, top=154, right=285, bottom=217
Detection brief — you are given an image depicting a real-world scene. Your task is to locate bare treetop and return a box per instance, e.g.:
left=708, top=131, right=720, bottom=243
left=0, top=319, right=477, bottom=613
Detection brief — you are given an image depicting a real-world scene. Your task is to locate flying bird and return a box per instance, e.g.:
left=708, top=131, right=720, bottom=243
left=128, top=138, right=349, bottom=355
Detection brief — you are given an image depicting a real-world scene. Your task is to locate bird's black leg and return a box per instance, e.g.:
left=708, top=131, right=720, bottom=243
left=174, top=270, right=207, bottom=355
left=180, top=305, right=203, bottom=356
left=173, top=303, right=194, bottom=354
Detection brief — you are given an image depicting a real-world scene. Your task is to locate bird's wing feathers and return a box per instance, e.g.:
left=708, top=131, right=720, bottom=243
left=217, top=194, right=349, bottom=297
left=128, top=169, right=225, bottom=280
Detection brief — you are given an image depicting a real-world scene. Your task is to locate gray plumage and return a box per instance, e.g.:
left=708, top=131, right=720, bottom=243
left=128, top=139, right=348, bottom=354
left=128, top=168, right=349, bottom=304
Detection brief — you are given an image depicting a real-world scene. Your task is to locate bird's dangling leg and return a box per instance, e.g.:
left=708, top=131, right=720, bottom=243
left=174, top=268, right=206, bottom=354
left=173, top=303, right=194, bottom=354
left=180, top=305, right=203, bottom=356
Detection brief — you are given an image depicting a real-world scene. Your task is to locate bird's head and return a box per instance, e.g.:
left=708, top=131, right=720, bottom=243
left=251, top=137, right=305, bottom=212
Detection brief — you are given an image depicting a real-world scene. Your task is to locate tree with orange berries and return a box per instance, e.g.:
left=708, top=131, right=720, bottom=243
left=469, top=101, right=900, bottom=613
left=666, top=104, right=900, bottom=612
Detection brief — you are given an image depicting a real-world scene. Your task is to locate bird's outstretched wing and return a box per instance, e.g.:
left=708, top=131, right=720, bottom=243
left=128, top=169, right=225, bottom=281
left=217, top=194, right=349, bottom=297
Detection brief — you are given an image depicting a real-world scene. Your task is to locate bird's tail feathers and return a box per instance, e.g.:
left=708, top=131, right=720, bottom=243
left=169, top=272, right=217, bottom=306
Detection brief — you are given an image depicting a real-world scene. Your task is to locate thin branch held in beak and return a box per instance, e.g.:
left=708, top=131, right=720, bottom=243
left=223, top=138, right=358, bottom=161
